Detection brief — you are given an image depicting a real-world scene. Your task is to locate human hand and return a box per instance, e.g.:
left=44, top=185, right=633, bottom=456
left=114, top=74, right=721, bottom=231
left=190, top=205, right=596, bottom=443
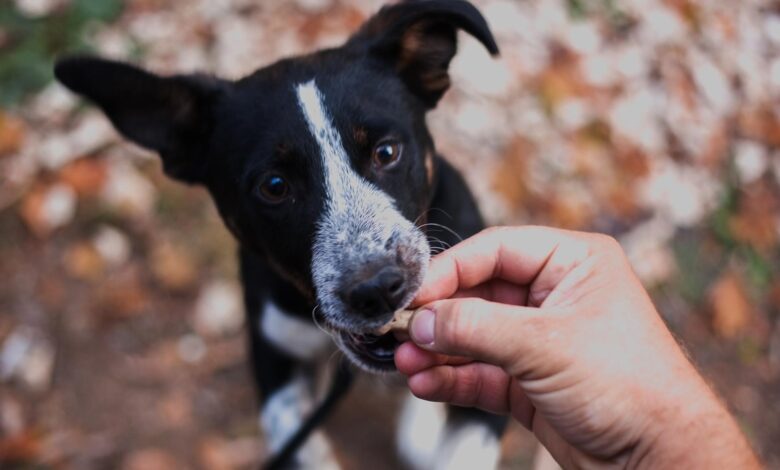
left=395, top=226, right=759, bottom=468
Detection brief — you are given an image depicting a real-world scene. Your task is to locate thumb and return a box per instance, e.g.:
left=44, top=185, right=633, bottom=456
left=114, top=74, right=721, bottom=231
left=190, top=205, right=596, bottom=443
left=409, top=298, right=547, bottom=370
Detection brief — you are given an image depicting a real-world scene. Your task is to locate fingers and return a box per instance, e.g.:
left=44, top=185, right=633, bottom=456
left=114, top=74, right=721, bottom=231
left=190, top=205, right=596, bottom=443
left=406, top=361, right=515, bottom=415
left=452, top=278, right=529, bottom=305
left=525, top=236, right=590, bottom=307
left=414, top=226, right=590, bottom=306
left=395, top=341, right=473, bottom=376
left=409, top=297, right=548, bottom=370
left=397, top=342, right=537, bottom=426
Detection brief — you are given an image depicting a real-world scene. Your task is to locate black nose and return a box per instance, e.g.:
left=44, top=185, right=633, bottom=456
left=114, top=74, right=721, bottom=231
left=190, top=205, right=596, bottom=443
left=346, top=267, right=406, bottom=318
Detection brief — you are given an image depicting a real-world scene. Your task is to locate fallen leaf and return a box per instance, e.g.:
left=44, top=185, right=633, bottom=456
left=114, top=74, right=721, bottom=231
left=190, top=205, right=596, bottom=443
left=101, top=160, right=157, bottom=219
left=491, top=136, right=534, bottom=212
left=199, top=437, right=233, bottom=470
left=664, top=0, right=701, bottom=28
left=768, top=281, right=780, bottom=312
left=121, top=448, right=180, bottom=470
left=738, top=105, right=780, bottom=148
left=150, top=242, right=198, bottom=292
left=199, top=436, right=265, bottom=470
left=0, top=112, right=26, bottom=157
left=728, top=179, right=779, bottom=251
left=0, top=327, right=55, bottom=393
left=193, top=280, right=243, bottom=338
left=19, top=183, right=77, bottom=238
left=37, top=277, right=66, bottom=311
left=0, top=394, right=26, bottom=436
left=92, top=225, right=131, bottom=268
left=93, top=267, right=149, bottom=319
left=58, top=158, right=108, bottom=198
left=709, top=272, right=753, bottom=339
left=63, top=242, right=105, bottom=282
left=0, top=430, right=41, bottom=465
left=158, top=390, right=192, bottom=428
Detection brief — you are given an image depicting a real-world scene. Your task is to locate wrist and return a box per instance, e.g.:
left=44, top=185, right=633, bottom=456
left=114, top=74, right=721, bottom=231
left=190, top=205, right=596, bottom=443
left=632, top=378, right=759, bottom=469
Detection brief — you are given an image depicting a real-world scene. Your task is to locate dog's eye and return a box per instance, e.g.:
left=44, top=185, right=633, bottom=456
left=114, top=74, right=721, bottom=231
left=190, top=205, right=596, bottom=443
left=372, top=140, right=402, bottom=169
left=258, top=174, right=289, bottom=204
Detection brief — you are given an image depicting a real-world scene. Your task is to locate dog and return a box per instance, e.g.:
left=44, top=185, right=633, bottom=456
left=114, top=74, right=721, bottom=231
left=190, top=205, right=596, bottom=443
left=54, top=0, right=507, bottom=467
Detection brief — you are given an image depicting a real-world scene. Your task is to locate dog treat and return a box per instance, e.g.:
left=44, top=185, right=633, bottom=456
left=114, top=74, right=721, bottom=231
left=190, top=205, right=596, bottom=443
left=374, top=309, right=414, bottom=335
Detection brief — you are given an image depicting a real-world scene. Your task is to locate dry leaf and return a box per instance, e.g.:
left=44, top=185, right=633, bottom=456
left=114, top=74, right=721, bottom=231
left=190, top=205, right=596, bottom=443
left=199, top=437, right=232, bottom=470
left=94, top=267, right=148, bottom=319
left=728, top=180, right=779, bottom=251
left=0, top=430, right=41, bottom=464
left=158, top=390, right=192, bottom=428
left=769, top=281, right=780, bottom=312
left=18, top=184, right=77, bottom=238
left=58, top=158, right=108, bottom=198
left=63, top=242, right=105, bottom=281
left=738, top=105, right=780, bottom=148
left=0, top=112, right=26, bottom=157
left=549, top=193, right=593, bottom=230
left=492, top=136, right=534, bottom=212
left=199, top=436, right=265, bottom=470
left=121, top=448, right=180, bottom=470
left=193, top=281, right=243, bottom=338
left=709, top=272, right=753, bottom=339
left=150, top=242, right=198, bottom=292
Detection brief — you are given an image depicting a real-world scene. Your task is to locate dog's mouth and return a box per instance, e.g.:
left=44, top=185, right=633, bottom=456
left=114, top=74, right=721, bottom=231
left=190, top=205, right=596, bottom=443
left=336, top=329, right=407, bottom=372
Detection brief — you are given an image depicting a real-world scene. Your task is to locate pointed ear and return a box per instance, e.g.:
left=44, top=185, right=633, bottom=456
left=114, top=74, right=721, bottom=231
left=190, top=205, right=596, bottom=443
left=54, top=56, right=226, bottom=184
left=349, top=0, right=499, bottom=108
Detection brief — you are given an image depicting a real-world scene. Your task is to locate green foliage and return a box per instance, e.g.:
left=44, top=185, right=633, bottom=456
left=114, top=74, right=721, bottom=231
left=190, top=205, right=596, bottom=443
left=671, top=229, right=724, bottom=304
left=566, top=0, right=624, bottom=19
left=0, top=0, right=124, bottom=106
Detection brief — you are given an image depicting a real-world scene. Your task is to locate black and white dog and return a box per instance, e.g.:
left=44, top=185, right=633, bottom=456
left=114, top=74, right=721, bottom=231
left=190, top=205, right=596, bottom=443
left=55, top=0, right=506, bottom=467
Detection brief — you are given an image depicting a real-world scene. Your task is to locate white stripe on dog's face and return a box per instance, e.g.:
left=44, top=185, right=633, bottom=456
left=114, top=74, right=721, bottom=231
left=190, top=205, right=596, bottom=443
left=295, top=80, right=429, bottom=334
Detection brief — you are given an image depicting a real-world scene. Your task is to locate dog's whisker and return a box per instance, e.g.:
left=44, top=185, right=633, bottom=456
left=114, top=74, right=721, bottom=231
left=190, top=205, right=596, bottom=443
left=426, top=235, right=452, bottom=252
left=311, top=305, right=337, bottom=340
left=427, top=207, right=455, bottom=221
left=326, top=348, right=344, bottom=369
left=422, top=222, right=463, bottom=243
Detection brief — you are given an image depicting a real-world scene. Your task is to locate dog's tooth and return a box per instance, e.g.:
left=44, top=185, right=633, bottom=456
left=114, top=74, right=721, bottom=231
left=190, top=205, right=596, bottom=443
left=374, top=309, right=414, bottom=336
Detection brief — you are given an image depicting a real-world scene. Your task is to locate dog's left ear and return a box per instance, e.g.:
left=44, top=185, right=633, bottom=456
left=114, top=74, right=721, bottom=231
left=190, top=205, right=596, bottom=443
left=349, top=0, right=498, bottom=108
left=54, top=56, right=226, bottom=184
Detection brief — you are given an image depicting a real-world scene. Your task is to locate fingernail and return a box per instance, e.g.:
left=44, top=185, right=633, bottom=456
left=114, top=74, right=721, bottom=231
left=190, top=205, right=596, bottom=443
left=410, top=309, right=435, bottom=346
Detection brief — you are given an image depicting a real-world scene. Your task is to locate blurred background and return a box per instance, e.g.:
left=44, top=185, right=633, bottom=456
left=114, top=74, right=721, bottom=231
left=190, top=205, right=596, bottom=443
left=1, top=0, right=779, bottom=468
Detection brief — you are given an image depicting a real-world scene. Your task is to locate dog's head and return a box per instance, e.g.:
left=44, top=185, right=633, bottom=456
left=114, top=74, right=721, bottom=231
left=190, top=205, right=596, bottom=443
left=55, top=0, right=497, bottom=371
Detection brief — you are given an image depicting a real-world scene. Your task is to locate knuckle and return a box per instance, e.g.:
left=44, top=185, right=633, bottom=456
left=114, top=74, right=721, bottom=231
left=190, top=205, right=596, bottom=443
left=479, top=226, right=503, bottom=240
left=440, top=301, right=478, bottom=349
left=589, top=233, right=622, bottom=254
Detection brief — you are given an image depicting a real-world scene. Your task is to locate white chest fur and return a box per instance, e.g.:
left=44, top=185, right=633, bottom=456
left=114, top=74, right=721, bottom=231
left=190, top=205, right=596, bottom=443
left=260, top=301, right=333, bottom=361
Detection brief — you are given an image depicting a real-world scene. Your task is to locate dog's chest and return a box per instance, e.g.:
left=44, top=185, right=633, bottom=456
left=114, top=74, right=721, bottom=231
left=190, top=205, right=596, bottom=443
left=260, top=301, right=333, bottom=360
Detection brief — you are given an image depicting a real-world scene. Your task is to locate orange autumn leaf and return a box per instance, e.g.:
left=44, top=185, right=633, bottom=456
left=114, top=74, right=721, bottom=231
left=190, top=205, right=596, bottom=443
left=18, top=184, right=77, bottom=238
left=738, top=105, right=780, bottom=147
left=0, top=431, right=41, bottom=464
left=0, top=111, right=26, bottom=157
left=729, top=179, right=779, bottom=251
left=150, top=242, right=198, bottom=292
left=492, top=136, right=534, bottom=212
left=709, top=272, right=754, bottom=339
left=58, top=158, right=108, bottom=198
left=63, top=242, right=105, bottom=282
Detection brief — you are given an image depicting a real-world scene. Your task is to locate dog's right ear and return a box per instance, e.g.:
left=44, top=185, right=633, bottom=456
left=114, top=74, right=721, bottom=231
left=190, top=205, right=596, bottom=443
left=348, top=0, right=498, bottom=108
left=54, top=56, right=226, bottom=184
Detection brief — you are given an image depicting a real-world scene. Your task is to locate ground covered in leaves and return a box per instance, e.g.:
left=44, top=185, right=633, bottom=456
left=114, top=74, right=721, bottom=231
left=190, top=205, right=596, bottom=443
left=1, top=0, right=780, bottom=468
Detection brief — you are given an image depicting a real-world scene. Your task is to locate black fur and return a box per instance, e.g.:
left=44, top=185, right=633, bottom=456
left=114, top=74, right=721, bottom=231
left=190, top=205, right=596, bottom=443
left=55, top=0, right=507, bottom=466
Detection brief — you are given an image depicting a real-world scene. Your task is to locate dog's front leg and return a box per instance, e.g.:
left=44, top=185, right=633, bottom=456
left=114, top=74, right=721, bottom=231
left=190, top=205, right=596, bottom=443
left=251, top=301, right=341, bottom=469
left=259, top=367, right=340, bottom=469
left=241, top=252, right=340, bottom=469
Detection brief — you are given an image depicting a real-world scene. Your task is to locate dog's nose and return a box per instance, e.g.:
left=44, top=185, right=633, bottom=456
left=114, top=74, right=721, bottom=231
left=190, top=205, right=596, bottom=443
left=346, top=267, right=406, bottom=317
